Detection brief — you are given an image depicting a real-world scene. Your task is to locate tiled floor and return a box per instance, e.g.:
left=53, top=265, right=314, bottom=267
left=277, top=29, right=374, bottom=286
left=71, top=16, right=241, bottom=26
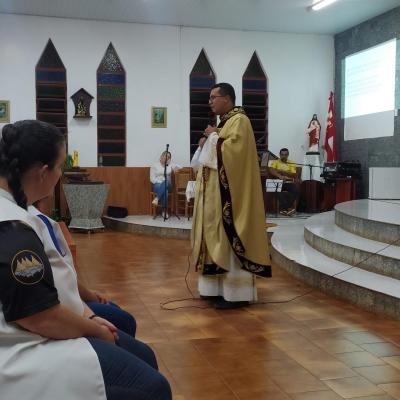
left=74, top=230, right=400, bottom=399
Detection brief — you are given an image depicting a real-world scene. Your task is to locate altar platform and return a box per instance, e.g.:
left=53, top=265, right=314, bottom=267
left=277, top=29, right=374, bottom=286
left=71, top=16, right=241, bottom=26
left=103, top=212, right=311, bottom=239
left=103, top=215, right=192, bottom=239
left=271, top=199, right=400, bottom=319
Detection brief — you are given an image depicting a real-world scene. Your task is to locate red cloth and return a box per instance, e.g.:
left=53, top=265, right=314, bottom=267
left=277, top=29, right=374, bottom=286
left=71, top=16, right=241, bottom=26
left=325, top=91, right=337, bottom=162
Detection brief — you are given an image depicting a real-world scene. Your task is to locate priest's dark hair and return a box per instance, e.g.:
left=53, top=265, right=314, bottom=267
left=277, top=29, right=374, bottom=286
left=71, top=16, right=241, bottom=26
left=211, top=82, right=236, bottom=104
left=0, top=120, right=65, bottom=209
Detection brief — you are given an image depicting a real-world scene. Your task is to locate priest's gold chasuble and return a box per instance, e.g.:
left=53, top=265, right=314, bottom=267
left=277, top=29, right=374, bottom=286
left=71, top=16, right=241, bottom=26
left=191, top=107, right=271, bottom=278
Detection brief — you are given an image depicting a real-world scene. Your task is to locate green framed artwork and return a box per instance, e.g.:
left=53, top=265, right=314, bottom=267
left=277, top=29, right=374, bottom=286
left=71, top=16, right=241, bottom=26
left=151, top=107, right=167, bottom=128
left=0, top=100, right=10, bottom=123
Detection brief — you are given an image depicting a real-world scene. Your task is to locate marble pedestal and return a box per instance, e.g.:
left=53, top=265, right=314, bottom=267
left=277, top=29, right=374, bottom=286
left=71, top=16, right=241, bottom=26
left=63, top=183, right=109, bottom=230
left=301, top=152, right=322, bottom=182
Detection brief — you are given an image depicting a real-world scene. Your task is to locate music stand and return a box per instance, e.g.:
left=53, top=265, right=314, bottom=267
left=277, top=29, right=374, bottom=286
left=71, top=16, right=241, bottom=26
left=266, top=179, right=283, bottom=217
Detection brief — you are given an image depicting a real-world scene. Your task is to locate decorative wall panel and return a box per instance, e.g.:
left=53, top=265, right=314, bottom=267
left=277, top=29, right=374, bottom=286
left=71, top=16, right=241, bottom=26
left=36, top=39, right=67, bottom=138
left=97, top=43, right=126, bottom=166
left=242, top=51, right=268, bottom=161
left=189, top=49, right=216, bottom=158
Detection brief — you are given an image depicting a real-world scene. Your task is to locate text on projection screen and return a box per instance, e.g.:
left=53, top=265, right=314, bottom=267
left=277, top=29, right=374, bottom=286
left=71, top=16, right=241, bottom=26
left=344, top=39, right=396, bottom=141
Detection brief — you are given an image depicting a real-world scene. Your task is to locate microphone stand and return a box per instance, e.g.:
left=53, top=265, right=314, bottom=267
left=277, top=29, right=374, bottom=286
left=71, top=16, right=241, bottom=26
left=288, top=162, right=324, bottom=181
left=273, top=180, right=281, bottom=217
left=163, top=144, right=169, bottom=221
left=159, top=144, right=181, bottom=222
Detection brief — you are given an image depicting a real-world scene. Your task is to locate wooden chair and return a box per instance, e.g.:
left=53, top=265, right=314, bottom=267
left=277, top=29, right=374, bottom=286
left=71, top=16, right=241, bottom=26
left=173, top=167, right=195, bottom=218
left=149, top=191, right=174, bottom=217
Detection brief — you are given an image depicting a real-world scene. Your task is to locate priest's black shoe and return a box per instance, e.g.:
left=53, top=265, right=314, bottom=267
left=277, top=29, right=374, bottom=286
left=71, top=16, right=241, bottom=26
left=214, top=298, right=249, bottom=309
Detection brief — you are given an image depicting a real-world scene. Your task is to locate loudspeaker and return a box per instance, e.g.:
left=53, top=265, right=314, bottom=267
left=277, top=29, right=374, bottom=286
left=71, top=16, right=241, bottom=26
left=107, top=206, right=128, bottom=218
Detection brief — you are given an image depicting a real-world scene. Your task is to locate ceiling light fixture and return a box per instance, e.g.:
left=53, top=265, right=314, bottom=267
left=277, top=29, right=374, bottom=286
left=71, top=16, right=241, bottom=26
left=311, top=0, right=339, bottom=11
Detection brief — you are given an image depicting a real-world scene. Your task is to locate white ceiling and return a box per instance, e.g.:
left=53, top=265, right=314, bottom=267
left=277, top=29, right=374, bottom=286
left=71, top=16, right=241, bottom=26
left=1, top=0, right=399, bottom=35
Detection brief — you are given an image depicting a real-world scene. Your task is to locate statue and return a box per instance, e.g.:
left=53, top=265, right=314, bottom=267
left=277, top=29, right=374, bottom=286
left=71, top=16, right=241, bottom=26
left=73, top=150, right=79, bottom=168
left=71, top=88, right=93, bottom=119
left=301, top=114, right=323, bottom=182
left=306, top=114, right=321, bottom=152
left=77, top=98, right=87, bottom=117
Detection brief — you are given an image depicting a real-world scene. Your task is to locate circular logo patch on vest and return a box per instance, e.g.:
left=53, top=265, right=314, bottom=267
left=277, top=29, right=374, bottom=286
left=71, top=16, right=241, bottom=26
left=11, top=250, right=45, bottom=285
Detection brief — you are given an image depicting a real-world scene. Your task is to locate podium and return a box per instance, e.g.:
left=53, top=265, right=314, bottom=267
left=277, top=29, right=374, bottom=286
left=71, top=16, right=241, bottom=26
left=301, top=152, right=322, bottom=182
left=321, top=178, right=357, bottom=210
left=301, top=181, right=323, bottom=213
left=63, top=183, right=109, bottom=230
left=300, top=152, right=323, bottom=213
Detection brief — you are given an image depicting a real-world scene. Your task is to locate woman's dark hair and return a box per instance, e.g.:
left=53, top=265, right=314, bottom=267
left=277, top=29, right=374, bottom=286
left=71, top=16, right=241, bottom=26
left=211, top=82, right=236, bottom=104
left=0, top=120, right=65, bottom=209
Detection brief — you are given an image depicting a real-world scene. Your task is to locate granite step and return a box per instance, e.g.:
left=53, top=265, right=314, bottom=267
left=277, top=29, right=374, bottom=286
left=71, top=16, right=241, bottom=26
left=304, top=211, right=400, bottom=280
left=335, top=200, right=400, bottom=245
left=271, top=221, right=400, bottom=319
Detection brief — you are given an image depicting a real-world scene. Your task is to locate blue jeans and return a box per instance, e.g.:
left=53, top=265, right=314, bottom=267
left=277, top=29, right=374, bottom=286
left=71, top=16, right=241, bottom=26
left=86, top=301, right=136, bottom=336
left=87, top=330, right=171, bottom=400
left=152, top=182, right=171, bottom=208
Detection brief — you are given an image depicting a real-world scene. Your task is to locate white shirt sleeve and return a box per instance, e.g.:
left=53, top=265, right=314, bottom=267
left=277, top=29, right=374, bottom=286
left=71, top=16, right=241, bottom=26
left=150, top=163, right=165, bottom=184
left=198, top=132, right=218, bottom=170
left=170, top=163, right=181, bottom=171
left=190, top=147, right=202, bottom=171
left=150, top=164, right=156, bottom=184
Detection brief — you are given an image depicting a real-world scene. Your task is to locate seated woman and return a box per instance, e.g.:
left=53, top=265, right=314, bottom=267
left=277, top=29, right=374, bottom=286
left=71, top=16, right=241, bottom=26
left=0, top=120, right=171, bottom=400
left=150, top=151, right=180, bottom=210
left=32, top=202, right=136, bottom=336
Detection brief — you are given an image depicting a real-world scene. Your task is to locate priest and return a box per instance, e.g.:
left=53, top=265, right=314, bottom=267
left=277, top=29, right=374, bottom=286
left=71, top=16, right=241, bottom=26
left=191, top=83, right=271, bottom=309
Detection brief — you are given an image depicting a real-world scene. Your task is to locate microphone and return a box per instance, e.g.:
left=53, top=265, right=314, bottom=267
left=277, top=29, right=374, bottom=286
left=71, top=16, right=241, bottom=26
left=166, top=144, right=169, bottom=151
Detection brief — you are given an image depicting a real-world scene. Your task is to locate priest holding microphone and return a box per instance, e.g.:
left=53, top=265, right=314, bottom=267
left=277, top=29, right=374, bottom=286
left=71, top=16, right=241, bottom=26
left=191, top=83, right=271, bottom=309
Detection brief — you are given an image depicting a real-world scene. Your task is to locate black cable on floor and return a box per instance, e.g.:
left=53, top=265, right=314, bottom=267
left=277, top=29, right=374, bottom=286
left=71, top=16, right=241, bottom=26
left=161, top=210, right=400, bottom=309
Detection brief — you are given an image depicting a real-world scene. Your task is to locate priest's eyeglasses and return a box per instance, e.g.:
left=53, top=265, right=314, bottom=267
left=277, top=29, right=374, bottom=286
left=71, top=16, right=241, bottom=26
left=209, top=95, right=225, bottom=101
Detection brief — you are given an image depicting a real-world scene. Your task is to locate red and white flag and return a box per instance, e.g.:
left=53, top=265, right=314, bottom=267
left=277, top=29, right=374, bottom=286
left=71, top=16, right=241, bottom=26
left=325, top=91, right=337, bottom=162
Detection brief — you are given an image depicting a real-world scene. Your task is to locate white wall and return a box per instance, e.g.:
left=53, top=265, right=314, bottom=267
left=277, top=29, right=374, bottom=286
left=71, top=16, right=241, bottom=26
left=0, top=13, right=334, bottom=166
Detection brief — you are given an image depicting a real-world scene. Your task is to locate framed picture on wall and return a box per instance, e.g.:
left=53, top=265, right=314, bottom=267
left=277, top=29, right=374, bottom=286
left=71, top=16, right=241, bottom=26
left=0, top=100, right=10, bottom=123
left=151, top=106, right=167, bottom=128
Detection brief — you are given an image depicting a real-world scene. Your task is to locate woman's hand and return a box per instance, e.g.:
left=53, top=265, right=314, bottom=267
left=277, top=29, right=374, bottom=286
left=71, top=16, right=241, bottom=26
left=85, top=289, right=108, bottom=304
left=92, top=291, right=108, bottom=304
left=78, top=282, right=109, bottom=304
left=97, top=325, right=116, bottom=343
left=92, top=316, right=119, bottom=341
